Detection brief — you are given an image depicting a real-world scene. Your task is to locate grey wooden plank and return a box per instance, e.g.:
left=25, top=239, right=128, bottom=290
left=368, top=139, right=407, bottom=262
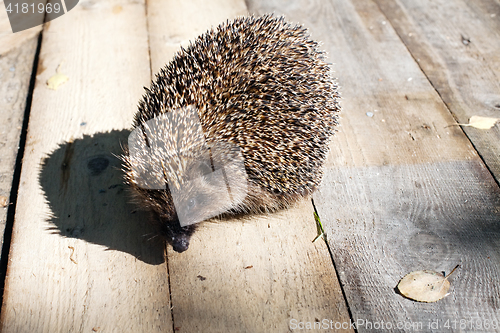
left=0, top=37, right=38, bottom=253
left=375, top=0, right=500, bottom=185
left=318, top=163, right=500, bottom=332
left=0, top=1, right=173, bottom=331
left=247, top=0, right=500, bottom=331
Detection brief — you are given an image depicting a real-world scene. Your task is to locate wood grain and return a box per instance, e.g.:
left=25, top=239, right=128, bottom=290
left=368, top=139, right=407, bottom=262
left=248, top=0, right=500, bottom=331
left=147, top=0, right=248, bottom=74
left=0, top=35, right=38, bottom=257
left=4, top=0, right=499, bottom=331
left=147, top=1, right=353, bottom=331
left=375, top=0, right=500, bottom=184
left=0, top=0, right=40, bottom=253
left=168, top=202, right=352, bottom=332
left=0, top=0, right=172, bottom=332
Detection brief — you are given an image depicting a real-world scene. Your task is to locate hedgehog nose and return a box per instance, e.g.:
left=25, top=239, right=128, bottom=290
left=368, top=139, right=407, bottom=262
left=172, top=236, right=190, bottom=253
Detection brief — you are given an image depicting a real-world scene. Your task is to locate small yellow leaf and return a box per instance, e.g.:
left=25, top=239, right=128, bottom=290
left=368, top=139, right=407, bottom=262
left=47, top=72, right=69, bottom=90
left=462, top=116, right=499, bottom=130
left=397, top=270, right=451, bottom=302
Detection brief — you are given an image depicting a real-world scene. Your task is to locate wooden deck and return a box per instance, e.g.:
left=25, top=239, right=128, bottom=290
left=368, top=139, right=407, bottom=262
left=0, top=0, right=499, bottom=332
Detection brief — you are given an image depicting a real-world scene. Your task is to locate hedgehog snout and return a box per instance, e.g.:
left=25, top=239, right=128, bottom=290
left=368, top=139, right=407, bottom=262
left=157, top=214, right=196, bottom=253
left=171, top=233, right=191, bottom=253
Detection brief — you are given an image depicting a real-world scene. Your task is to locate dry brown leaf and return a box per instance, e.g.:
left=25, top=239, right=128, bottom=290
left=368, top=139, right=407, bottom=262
left=0, top=196, right=8, bottom=207
left=397, top=269, right=454, bottom=302
left=461, top=116, right=499, bottom=130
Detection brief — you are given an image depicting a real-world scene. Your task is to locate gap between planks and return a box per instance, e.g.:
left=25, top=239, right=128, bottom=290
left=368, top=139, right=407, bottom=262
left=0, top=0, right=353, bottom=332
left=248, top=0, right=500, bottom=331
left=147, top=0, right=353, bottom=331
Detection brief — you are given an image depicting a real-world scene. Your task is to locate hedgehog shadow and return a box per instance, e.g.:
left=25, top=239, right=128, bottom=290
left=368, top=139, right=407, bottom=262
left=39, top=130, right=165, bottom=265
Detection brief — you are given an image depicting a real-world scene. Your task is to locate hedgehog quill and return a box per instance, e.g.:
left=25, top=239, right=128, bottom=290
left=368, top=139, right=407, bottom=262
left=122, top=15, right=341, bottom=252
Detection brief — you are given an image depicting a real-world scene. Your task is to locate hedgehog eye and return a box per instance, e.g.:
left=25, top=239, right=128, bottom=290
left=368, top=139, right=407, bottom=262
left=187, top=198, right=196, bottom=210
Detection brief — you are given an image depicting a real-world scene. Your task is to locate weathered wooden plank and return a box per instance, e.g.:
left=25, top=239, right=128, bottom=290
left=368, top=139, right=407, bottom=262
left=147, top=0, right=249, bottom=74
left=375, top=0, right=500, bottom=185
left=318, top=163, right=500, bottom=332
left=0, top=4, right=40, bottom=268
left=248, top=0, right=500, bottom=331
left=168, top=202, right=353, bottom=332
left=0, top=35, right=38, bottom=254
left=147, top=1, right=354, bottom=331
left=0, top=1, right=172, bottom=332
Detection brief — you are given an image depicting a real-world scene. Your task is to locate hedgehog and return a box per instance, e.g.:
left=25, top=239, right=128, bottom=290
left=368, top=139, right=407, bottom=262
left=122, top=14, right=340, bottom=253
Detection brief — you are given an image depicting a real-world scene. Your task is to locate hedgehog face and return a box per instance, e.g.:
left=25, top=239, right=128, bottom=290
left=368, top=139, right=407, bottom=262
left=125, top=137, right=247, bottom=252
left=130, top=186, right=194, bottom=253
left=147, top=155, right=243, bottom=253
